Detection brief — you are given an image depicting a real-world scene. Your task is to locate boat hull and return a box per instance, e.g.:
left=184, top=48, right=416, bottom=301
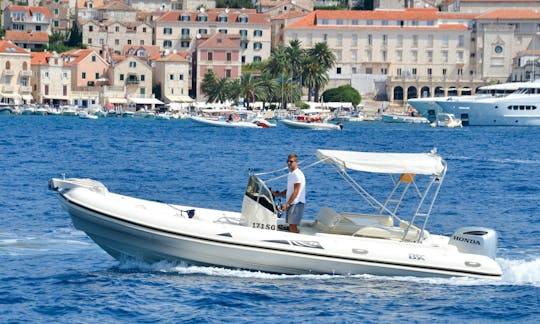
left=56, top=187, right=501, bottom=279
left=281, top=119, right=342, bottom=130
left=191, top=116, right=261, bottom=128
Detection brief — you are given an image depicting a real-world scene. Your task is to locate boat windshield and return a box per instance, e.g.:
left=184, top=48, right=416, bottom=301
left=245, top=175, right=277, bottom=214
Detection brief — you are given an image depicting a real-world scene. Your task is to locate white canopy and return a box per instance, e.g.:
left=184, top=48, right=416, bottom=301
left=316, top=149, right=445, bottom=176
left=128, top=97, right=164, bottom=105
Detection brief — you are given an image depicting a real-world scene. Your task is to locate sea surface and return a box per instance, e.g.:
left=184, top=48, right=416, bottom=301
left=0, top=115, right=538, bottom=323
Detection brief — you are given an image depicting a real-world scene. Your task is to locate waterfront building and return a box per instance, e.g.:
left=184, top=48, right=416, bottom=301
left=61, top=49, right=109, bottom=107
left=31, top=51, right=72, bottom=106
left=154, top=8, right=271, bottom=65
left=194, top=33, right=241, bottom=100
left=80, top=19, right=153, bottom=54
left=108, top=54, right=153, bottom=103
left=256, top=0, right=313, bottom=16
left=511, top=34, right=540, bottom=82
left=284, top=8, right=540, bottom=107
left=153, top=50, right=193, bottom=104
left=0, top=40, right=32, bottom=105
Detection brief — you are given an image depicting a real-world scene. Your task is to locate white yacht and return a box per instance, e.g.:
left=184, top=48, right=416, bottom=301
left=435, top=81, right=540, bottom=126
left=408, top=81, right=533, bottom=124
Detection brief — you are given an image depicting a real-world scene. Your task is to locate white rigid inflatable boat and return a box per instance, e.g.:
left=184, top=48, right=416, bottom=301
left=49, top=149, right=502, bottom=278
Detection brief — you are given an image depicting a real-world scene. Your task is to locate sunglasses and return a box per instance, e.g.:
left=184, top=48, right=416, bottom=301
left=287, top=160, right=296, bottom=163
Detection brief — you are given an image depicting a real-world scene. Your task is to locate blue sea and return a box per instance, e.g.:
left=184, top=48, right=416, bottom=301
left=0, top=115, right=538, bottom=323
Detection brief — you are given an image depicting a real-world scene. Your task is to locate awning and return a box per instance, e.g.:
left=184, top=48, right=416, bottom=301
left=1, top=93, right=20, bottom=99
left=128, top=97, right=164, bottom=105
left=316, top=149, right=445, bottom=176
left=166, top=95, right=194, bottom=103
left=42, top=95, right=69, bottom=100
left=107, top=98, right=127, bottom=104
left=22, top=95, right=33, bottom=100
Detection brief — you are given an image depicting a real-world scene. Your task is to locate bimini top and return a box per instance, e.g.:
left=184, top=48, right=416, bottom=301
left=316, top=149, right=445, bottom=176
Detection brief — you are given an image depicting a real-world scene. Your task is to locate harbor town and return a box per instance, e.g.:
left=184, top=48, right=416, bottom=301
left=1, top=0, right=540, bottom=125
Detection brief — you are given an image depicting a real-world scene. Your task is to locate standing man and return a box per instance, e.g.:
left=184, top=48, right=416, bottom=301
left=273, top=153, right=306, bottom=233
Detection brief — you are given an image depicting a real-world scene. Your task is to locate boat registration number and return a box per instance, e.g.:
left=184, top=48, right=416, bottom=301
left=251, top=223, right=276, bottom=230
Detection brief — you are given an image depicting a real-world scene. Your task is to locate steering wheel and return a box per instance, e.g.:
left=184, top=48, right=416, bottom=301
left=275, top=198, right=284, bottom=218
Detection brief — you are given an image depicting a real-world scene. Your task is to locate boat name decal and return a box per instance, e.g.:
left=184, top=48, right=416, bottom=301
left=408, top=253, right=425, bottom=261
left=453, top=235, right=481, bottom=245
left=251, top=222, right=276, bottom=231
left=290, top=241, right=323, bottom=249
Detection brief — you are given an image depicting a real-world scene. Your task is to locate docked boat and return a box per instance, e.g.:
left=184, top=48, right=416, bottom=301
left=430, top=113, right=462, bottom=128
left=190, top=115, right=268, bottom=128
left=49, top=149, right=502, bottom=279
left=78, top=111, right=98, bottom=119
left=435, top=80, right=540, bottom=126
left=408, top=81, right=535, bottom=124
left=0, top=103, right=14, bottom=115
left=381, top=113, right=429, bottom=124
left=281, top=117, right=343, bottom=130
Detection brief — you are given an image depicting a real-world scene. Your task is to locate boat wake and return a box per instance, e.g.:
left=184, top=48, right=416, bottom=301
left=113, top=257, right=540, bottom=287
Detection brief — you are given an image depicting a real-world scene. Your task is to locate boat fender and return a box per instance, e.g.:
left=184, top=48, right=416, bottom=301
left=181, top=209, right=195, bottom=218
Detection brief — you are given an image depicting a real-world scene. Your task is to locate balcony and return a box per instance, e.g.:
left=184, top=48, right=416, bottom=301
left=20, top=70, right=33, bottom=77
left=126, top=78, right=140, bottom=85
left=20, top=85, right=32, bottom=93
left=2, top=85, right=14, bottom=93
left=3, top=69, right=15, bottom=76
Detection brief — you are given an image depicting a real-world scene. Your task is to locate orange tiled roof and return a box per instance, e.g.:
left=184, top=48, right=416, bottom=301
left=273, top=11, right=310, bottom=20
left=0, top=39, right=29, bottom=54
left=476, top=9, right=540, bottom=19
left=5, top=30, right=49, bottom=43
left=155, top=52, right=189, bottom=63
left=31, top=51, right=52, bottom=65
left=76, top=0, right=105, bottom=9
left=123, top=45, right=162, bottom=60
left=61, top=49, right=100, bottom=66
left=198, top=34, right=241, bottom=49
left=7, top=5, right=51, bottom=18
left=157, top=10, right=270, bottom=24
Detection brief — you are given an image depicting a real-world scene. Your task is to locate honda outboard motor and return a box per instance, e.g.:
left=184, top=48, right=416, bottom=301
left=449, top=227, right=498, bottom=259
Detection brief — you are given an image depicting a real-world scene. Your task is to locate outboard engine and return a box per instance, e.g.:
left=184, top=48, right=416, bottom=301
left=449, top=227, right=498, bottom=259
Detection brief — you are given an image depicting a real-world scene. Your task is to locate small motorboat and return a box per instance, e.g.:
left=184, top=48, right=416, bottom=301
left=430, top=113, right=463, bottom=128
left=78, top=111, right=98, bottom=120
left=49, top=149, right=502, bottom=278
left=281, top=117, right=343, bottom=130
left=381, top=113, right=429, bottom=124
left=191, top=115, right=267, bottom=128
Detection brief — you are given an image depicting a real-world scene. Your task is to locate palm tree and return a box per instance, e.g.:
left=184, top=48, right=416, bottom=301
left=263, top=46, right=288, bottom=79
left=306, top=42, right=336, bottom=101
left=285, top=39, right=305, bottom=83
left=238, top=73, right=263, bottom=109
left=201, top=71, right=230, bottom=104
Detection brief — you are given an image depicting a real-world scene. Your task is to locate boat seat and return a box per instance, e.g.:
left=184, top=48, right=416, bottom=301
left=353, top=220, right=429, bottom=242
left=314, top=208, right=393, bottom=235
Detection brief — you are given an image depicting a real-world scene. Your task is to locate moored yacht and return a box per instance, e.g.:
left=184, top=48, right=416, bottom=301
left=408, top=81, right=534, bottom=123
left=435, top=80, right=540, bottom=126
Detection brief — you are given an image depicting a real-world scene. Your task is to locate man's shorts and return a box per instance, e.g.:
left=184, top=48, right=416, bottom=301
left=286, top=202, right=305, bottom=225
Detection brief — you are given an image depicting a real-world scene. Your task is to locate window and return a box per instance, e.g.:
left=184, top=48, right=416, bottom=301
left=428, top=35, right=434, bottom=48
left=218, top=29, right=227, bottom=34
left=95, top=73, right=99, bottom=79
left=227, top=52, right=231, bottom=61
left=218, top=16, right=228, bottom=22
left=412, top=68, right=417, bottom=76
left=181, top=15, right=190, bottom=22
left=226, top=69, right=231, bottom=78
left=428, top=68, right=432, bottom=76
left=89, top=26, right=93, bottom=32
left=254, top=56, right=262, bottom=62
left=115, top=39, right=119, bottom=45
left=179, top=74, right=184, bottom=81
left=54, top=20, right=59, bottom=27
left=88, top=38, right=92, bottom=44
left=208, top=52, right=213, bottom=61
left=45, top=85, right=49, bottom=95
left=169, top=74, right=174, bottom=80
left=115, top=26, right=120, bottom=32
left=163, top=40, right=172, bottom=48
left=129, top=61, right=136, bottom=68
left=63, top=85, right=67, bottom=96
left=442, top=51, right=448, bottom=63
left=82, top=72, right=86, bottom=79
left=241, top=56, right=246, bottom=63
left=120, top=74, right=124, bottom=81
left=336, top=67, right=341, bottom=74
left=397, top=50, right=402, bottom=62
left=54, top=9, right=59, bottom=15
left=458, top=35, right=464, bottom=48
left=397, top=68, right=402, bottom=76
left=180, top=41, right=189, bottom=48
left=238, top=16, right=248, bottom=23
left=368, top=34, right=372, bottom=45
left=442, top=68, right=447, bottom=75
left=397, top=35, right=403, bottom=47
left=240, top=30, right=248, bottom=37
left=141, top=75, right=145, bottom=81
left=352, top=34, right=358, bottom=47
left=382, top=35, right=388, bottom=46
left=92, top=55, right=96, bottom=62
left=253, top=30, right=263, bottom=37
left=253, top=42, right=262, bottom=50
left=198, top=29, right=208, bottom=35
left=197, top=15, right=208, bottom=22
left=182, top=28, right=190, bottom=36
left=412, top=35, right=418, bottom=48
left=164, top=28, right=172, bottom=35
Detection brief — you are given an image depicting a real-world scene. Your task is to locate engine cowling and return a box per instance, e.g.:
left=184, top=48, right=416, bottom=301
left=449, top=227, right=498, bottom=259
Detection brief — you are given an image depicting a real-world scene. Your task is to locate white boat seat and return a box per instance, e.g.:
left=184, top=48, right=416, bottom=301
left=314, top=208, right=394, bottom=235
left=353, top=220, right=429, bottom=241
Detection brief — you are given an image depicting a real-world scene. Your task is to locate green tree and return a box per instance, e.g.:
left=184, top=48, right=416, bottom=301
left=306, top=42, right=336, bottom=100
left=322, top=85, right=362, bottom=107
left=66, top=22, right=82, bottom=48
